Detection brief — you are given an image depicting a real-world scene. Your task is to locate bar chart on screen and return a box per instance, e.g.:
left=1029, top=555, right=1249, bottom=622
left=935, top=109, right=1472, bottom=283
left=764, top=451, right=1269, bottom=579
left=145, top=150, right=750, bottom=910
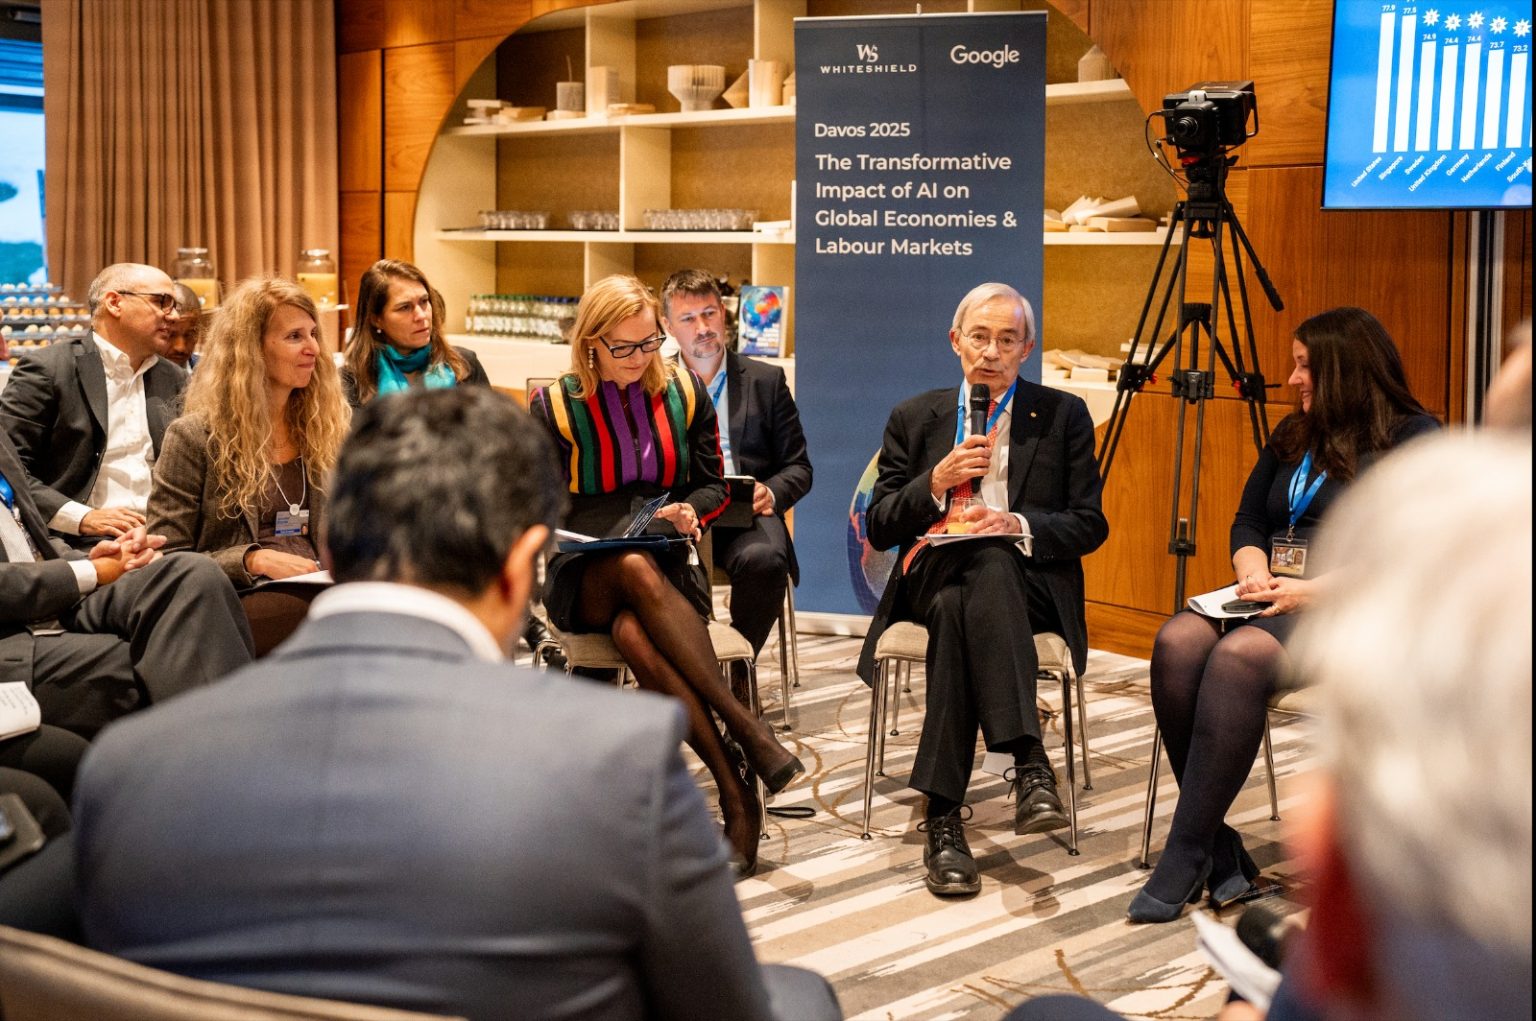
left=1324, top=1, right=1533, bottom=209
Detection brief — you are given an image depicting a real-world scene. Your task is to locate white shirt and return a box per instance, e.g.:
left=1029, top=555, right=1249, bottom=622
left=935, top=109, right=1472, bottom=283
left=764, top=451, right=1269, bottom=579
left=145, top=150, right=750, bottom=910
left=702, top=364, right=737, bottom=475
left=0, top=470, right=99, bottom=602
left=939, top=381, right=1034, bottom=556
left=50, top=332, right=159, bottom=535
left=306, top=581, right=508, bottom=662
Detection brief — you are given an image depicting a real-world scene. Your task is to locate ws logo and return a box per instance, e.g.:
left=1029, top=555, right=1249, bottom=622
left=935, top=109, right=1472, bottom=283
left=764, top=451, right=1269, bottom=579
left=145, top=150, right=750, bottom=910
left=856, top=43, right=878, bottom=62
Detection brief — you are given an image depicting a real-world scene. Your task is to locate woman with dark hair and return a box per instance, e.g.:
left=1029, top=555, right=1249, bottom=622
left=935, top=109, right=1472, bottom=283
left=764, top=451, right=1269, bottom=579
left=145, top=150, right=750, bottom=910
left=529, top=274, right=803, bottom=875
left=341, top=259, right=488, bottom=407
left=1128, top=306, right=1437, bottom=923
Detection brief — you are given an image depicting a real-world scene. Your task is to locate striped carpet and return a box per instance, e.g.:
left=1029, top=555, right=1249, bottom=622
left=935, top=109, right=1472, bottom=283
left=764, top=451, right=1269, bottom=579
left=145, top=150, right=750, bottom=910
left=704, top=629, right=1314, bottom=1021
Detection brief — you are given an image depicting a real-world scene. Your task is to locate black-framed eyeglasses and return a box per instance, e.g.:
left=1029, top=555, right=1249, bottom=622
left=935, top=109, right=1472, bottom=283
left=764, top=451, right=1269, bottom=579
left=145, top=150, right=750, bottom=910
left=600, top=333, right=665, bottom=359
left=117, top=290, right=179, bottom=313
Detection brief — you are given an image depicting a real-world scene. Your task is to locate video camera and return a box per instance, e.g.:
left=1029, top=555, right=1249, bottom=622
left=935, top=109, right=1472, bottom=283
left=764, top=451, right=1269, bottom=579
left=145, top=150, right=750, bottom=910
left=1157, top=81, right=1257, bottom=159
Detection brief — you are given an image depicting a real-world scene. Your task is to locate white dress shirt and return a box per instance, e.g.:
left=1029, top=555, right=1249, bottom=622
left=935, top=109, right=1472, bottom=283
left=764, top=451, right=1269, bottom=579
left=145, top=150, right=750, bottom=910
left=307, top=582, right=508, bottom=662
left=703, top=364, right=737, bottom=475
left=940, top=381, right=1035, bottom=556
left=50, top=332, right=159, bottom=534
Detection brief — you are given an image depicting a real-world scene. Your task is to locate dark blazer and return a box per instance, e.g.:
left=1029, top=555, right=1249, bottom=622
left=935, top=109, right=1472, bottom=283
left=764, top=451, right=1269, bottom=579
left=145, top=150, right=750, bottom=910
left=0, top=334, right=186, bottom=521
left=857, top=380, right=1108, bottom=680
left=718, top=352, right=813, bottom=582
left=72, top=609, right=780, bottom=1021
left=338, top=345, right=489, bottom=408
left=146, top=415, right=328, bottom=587
left=0, top=432, right=89, bottom=678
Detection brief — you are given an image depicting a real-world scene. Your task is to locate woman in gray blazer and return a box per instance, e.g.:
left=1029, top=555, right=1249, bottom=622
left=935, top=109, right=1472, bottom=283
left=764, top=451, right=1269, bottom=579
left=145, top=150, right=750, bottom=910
left=148, top=278, right=350, bottom=588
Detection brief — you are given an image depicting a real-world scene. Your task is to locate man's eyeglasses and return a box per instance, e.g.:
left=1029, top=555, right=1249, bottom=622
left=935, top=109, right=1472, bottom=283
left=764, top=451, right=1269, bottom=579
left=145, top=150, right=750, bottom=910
left=600, top=333, right=665, bottom=359
left=962, top=330, right=1024, bottom=353
left=117, top=291, right=179, bottom=313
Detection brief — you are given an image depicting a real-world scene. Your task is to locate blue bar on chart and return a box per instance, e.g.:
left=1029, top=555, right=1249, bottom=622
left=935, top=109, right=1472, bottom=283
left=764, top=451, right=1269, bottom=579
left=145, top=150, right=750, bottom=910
left=1326, top=0, right=1532, bottom=209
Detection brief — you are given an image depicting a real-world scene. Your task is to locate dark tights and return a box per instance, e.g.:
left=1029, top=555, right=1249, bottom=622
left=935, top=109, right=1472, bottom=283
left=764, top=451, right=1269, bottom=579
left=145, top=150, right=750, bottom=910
left=1144, top=610, right=1284, bottom=901
left=575, top=551, right=778, bottom=830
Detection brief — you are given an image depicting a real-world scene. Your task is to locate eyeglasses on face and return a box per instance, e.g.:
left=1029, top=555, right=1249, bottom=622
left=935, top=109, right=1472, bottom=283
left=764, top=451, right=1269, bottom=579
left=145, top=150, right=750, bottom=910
left=962, top=330, right=1023, bottom=353
left=600, top=333, right=665, bottom=359
left=117, top=290, right=179, bottom=313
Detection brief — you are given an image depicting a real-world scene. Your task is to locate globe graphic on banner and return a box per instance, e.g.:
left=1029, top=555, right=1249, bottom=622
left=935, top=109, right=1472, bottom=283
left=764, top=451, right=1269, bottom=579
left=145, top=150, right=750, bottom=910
left=740, top=288, right=782, bottom=334
left=846, top=450, right=896, bottom=614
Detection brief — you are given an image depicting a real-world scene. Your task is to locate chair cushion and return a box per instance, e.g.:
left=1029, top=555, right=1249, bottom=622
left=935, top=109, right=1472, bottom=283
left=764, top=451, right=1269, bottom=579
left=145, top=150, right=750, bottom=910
left=706, top=621, right=754, bottom=663
left=1269, top=685, right=1319, bottom=716
left=1033, top=632, right=1071, bottom=672
left=874, top=621, right=930, bottom=663
left=546, top=623, right=628, bottom=670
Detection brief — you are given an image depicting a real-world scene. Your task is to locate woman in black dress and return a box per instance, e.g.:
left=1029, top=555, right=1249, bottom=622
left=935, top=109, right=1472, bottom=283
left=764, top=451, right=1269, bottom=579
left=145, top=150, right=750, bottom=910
left=1128, top=306, right=1437, bottom=923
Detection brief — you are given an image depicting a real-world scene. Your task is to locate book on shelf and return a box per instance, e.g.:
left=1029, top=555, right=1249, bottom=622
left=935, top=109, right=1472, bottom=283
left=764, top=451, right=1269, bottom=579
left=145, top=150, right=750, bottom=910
left=737, top=285, right=786, bottom=357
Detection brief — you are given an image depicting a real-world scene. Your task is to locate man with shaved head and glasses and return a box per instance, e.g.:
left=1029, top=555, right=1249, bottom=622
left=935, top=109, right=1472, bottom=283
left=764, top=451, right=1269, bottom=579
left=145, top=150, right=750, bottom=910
left=857, top=282, right=1107, bottom=898
left=1, top=263, right=188, bottom=549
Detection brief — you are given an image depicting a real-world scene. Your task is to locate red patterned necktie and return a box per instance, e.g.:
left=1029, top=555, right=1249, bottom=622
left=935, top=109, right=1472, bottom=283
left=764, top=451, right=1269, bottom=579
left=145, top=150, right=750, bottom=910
left=902, top=398, right=997, bottom=574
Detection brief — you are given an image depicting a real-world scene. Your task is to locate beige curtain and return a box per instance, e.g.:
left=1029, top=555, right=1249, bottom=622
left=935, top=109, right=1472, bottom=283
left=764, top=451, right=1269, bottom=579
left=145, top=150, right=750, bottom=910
left=41, top=0, right=337, bottom=300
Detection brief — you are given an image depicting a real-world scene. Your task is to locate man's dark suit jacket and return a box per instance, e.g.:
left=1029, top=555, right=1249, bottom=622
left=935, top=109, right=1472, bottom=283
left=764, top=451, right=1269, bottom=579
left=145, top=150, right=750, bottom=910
left=0, top=433, right=91, bottom=668
left=856, top=379, right=1108, bottom=681
left=717, top=350, right=813, bottom=579
left=72, top=609, right=783, bottom=1021
left=0, top=333, right=186, bottom=522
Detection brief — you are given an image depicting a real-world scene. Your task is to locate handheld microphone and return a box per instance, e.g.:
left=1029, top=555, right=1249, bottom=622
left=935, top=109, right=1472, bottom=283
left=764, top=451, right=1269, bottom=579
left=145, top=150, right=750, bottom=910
left=969, top=383, right=991, bottom=438
left=1235, top=904, right=1300, bottom=972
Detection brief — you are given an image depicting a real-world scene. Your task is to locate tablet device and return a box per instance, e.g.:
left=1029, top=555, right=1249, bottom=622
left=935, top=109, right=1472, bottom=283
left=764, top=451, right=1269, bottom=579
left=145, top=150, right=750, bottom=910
left=717, top=475, right=756, bottom=529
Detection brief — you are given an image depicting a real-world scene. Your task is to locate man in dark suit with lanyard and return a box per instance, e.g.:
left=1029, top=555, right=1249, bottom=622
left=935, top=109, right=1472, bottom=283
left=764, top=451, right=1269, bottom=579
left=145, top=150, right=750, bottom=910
left=0, top=263, right=187, bottom=548
left=857, top=282, right=1107, bottom=897
left=662, top=269, right=812, bottom=659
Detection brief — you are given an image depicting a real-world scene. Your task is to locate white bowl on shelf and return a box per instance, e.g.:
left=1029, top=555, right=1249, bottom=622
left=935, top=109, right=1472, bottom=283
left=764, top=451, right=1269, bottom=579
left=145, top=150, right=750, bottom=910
left=667, top=64, right=726, bottom=113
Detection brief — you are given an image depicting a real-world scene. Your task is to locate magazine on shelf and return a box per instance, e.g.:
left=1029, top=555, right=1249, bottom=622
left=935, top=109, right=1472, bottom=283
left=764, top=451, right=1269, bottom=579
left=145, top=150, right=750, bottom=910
left=737, top=285, right=786, bottom=357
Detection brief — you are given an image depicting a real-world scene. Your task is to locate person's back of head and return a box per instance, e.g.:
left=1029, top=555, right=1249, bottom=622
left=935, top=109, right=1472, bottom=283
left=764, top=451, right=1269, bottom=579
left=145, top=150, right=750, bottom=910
left=325, top=386, right=565, bottom=605
left=1290, top=431, right=1532, bottom=1020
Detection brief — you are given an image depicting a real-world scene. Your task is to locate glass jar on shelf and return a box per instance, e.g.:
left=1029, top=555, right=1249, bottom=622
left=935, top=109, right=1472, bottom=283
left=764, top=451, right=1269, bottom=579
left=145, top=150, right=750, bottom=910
left=297, top=249, right=340, bottom=308
left=173, top=247, right=219, bottom=310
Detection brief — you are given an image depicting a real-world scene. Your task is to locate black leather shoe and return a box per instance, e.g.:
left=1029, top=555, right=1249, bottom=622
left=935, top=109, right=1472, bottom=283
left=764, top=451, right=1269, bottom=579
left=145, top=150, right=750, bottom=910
left=1208, top=826, right=1261, bottom=907
left=1008, top=764, right=1068, bottom=835
left=917, top=806, right=981, bottom=896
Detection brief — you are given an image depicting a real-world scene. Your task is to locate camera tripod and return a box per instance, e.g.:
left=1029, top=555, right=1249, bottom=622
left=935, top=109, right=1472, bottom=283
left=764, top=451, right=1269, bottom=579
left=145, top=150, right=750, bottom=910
left=1096, top=153, right=1284, bottom=613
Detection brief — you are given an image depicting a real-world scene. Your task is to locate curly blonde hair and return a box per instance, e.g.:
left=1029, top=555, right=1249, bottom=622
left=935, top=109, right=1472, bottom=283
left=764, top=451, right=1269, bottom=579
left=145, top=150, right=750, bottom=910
left=569, top=274, right=669, bottom=399
left=182, top=277, right=351, bottom=520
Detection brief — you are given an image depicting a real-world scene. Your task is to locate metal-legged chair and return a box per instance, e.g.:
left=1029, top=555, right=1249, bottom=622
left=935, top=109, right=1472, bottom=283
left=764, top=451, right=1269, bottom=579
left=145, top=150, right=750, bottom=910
left=858, top=622, right=1088, bottom=855
left=770, top=585, right=802, bottom=730
left=1137, top=684, right=1319, bottom=868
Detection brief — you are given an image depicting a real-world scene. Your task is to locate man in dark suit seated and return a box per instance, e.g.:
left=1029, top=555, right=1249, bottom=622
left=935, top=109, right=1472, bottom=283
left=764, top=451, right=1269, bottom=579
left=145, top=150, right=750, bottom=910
left=857, top=282, right=1107, bottom=898
left=0, top=388, right=253, bottom=736
left=662, top=269, right=812, bottom=658
left=70, top=387, right=842, bottom=1021
left=0, top=263, right=187, bottom=548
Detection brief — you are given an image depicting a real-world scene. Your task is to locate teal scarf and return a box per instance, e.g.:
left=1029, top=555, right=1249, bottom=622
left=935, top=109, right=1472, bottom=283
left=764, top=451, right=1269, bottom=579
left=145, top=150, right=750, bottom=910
left=375, top=343, right=457, bottom=396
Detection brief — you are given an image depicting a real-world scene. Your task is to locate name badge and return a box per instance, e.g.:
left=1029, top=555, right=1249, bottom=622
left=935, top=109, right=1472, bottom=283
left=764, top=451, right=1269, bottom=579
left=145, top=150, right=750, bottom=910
left=275, top=507, right=310, bottom=537
left=1270, top=533, right=1309, bottom=578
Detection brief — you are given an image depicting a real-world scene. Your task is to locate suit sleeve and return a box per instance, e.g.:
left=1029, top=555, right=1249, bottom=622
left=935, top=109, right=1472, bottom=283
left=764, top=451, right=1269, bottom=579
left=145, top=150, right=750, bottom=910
left=1017, top=396, right=1109, bottom=562
left=637, top=706, right=774, bottom=1021
left=147, top=420, right=256, bottom=586
left=760, top=368, right=812, bottom=513
left=865, top=403, right=944, bottom=553
left=0, top=559, right=86, bottom=625
left=0, top=355, right=73, bottom=521
left=681, top=374, right=728, bottom=529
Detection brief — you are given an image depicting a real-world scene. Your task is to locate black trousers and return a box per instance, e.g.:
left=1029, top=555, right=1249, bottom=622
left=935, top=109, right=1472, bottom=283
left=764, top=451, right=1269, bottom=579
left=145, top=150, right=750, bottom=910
left=31, top=552, right=254, bottom=736
left=714, top=514, right=792, bottom=656
left=904, top=541, right=1060, bottom=805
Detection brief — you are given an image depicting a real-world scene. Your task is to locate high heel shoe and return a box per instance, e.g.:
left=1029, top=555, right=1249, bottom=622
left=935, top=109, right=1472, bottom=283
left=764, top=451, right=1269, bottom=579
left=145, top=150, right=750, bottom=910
left=741, top=723, right=805, bottom=796
left=1208, top=827, right=1261, bottom=907
left=720, top=742, right=762, bottom=877
left=1126, top=859, right=1213, bottom=924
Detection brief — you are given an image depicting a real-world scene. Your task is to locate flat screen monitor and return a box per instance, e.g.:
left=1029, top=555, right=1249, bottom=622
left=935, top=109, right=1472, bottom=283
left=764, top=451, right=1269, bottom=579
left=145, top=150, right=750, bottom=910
left=1323, top=0, right=1532, bottom=210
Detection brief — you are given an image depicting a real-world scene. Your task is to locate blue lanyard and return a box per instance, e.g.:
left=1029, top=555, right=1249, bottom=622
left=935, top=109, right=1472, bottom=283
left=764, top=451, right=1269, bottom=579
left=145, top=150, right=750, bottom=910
left=1287, top=451, right=1327, bottom=529
left=709, top=371, right=727, bottom=408
left=954, top=379, right=1017, bottom=444
left=0, top=471, right=14, bottom=512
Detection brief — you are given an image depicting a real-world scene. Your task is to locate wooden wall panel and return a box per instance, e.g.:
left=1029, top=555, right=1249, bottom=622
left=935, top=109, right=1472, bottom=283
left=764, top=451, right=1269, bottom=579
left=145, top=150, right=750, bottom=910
left=456, top=36, right=503, bottom=94
left=1244, top=0, right=1330, bottom=168
left=1246, top=165, right=1457, bottom=417
left=337, top=0, right=386, bottom=53
left=1506, top=210, right=1534, bottom=338
left=455, top=0, right=534, bottom=43
left=1091, top=0, right=1248, bottom=118
left=340, top=191, right=383, bottom=321
left=384, top=0, right=455, bottom=48
left=384, top=192, right=418, bottom=263
left=383, top=43, right=458, bottom=193
left=338, top=51, right=383, bottom=193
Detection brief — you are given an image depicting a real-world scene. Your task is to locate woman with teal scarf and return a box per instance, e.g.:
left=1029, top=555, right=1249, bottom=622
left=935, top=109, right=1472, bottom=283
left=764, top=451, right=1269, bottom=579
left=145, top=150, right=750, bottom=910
left=341, top=259, right=489, bottom=407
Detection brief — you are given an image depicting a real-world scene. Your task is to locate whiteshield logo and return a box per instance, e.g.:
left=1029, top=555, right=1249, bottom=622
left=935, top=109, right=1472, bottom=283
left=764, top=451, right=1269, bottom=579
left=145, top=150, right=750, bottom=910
left=856, top=43, right=879, bottom=62
left=819, top=40, right=915, bottom=74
